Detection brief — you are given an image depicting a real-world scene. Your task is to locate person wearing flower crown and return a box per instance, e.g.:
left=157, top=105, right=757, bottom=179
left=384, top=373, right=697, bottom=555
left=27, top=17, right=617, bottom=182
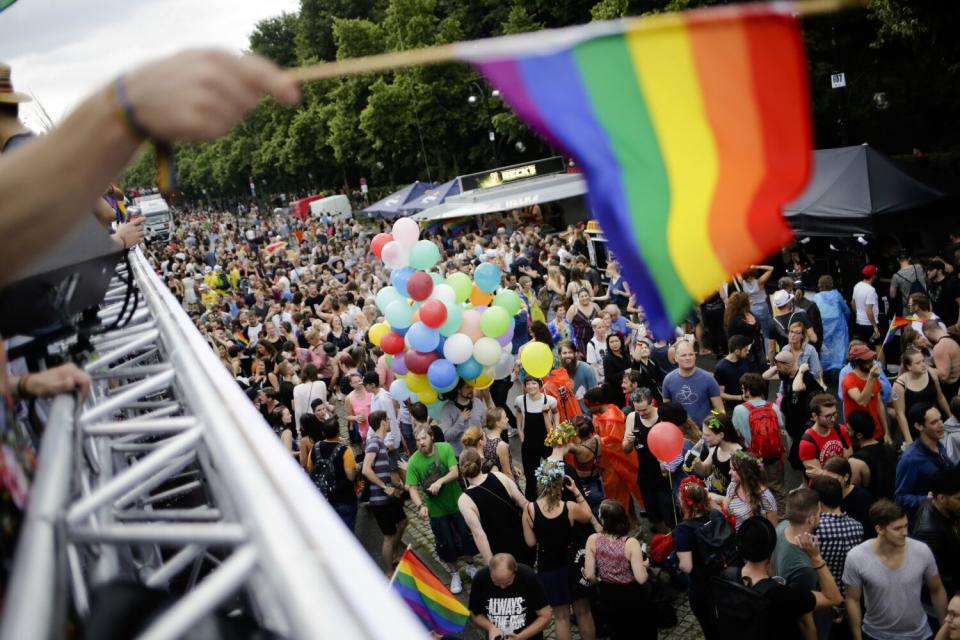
left=521, top=458, right=599, bottom=640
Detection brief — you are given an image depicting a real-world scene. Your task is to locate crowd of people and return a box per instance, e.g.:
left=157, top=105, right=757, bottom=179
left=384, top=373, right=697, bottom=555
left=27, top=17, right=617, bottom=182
left=138, top=204, right=960, bottom=640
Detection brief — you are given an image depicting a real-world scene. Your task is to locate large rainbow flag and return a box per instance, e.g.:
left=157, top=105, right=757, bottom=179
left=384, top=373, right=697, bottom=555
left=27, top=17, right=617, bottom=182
left=391, top=547, right=470, bottom=635
left=462, top=4, right=812, bottom=338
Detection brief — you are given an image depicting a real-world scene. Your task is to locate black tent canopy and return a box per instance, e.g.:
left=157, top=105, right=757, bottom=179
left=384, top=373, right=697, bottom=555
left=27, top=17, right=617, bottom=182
left=784, top=143, right=945, bottom=236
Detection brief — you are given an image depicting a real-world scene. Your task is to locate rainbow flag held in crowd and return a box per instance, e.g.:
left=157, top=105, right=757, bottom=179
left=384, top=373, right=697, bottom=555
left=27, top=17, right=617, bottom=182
left=463, top=4, right=812, bottom=338
left=884, top=315, right=915, bottom=346
left=264, top=241, right=287, bottom=256
left=391, top=548, right=470, bottom=635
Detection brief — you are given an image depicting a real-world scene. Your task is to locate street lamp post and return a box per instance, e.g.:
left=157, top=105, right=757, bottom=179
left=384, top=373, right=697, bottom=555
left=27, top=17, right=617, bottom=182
left=468, top=81, right=501, bottom=168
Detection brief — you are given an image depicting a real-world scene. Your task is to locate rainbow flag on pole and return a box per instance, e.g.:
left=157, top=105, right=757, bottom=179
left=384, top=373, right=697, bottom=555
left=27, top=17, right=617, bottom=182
left=462, top=4, right=812, bottom=338
left=391, top=548, right=470, bottom=635
left=883, top=315, right=915, bottom=346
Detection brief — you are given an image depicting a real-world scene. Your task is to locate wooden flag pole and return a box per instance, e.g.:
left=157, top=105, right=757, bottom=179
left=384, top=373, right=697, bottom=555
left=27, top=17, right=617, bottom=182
left=288, top=0, right=862, bottom=84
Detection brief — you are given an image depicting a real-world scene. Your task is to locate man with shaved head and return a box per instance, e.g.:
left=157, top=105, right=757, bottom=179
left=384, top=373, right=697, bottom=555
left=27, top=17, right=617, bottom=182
left=469, top=553, right=551, bottom=640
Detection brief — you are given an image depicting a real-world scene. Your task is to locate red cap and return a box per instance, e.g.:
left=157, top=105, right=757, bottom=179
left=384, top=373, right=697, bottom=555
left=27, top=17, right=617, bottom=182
left=848, top=344, right=876, bottom=361
left=862, top=265, right=878, bottom=278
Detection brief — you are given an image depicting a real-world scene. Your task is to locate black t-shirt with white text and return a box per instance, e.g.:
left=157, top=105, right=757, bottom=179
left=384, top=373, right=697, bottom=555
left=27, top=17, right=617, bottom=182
left=468, top=564, right=548, bottom=640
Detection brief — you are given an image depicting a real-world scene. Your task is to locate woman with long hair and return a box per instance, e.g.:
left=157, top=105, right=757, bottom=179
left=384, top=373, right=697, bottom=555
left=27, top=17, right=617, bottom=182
left=461, top=410, right=517, bottom=482
left=629, top=338, right=665, bottom=402
left=602, top=333, right=629, bottom=406
left=342, top=371, right=371, bottom=454
left=567, top=288, right=601, bottom=358
left=724, top=291, right=765, bottom=371
left=522, top=459, right=599, bottom=640
left=584, top=500, right=653, bottom=640
left=564, top=266, right=594, bottom=304
left=457, top=448, right=530, bottom=565
left=892, top=346, right=951, bottom=444
left=543, top=265, right=566, bottom=315
left=686, top=412, right=743, bottom=495
left=714, top=451, right=777, bottom=530
left=735, top=264, right=775, bottom=345
left=779, top=319, right=822, bottom=380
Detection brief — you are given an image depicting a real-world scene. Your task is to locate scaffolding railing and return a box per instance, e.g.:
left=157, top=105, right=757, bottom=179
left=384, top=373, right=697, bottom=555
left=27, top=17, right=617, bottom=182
left=0, top=248, right=425, bottom=640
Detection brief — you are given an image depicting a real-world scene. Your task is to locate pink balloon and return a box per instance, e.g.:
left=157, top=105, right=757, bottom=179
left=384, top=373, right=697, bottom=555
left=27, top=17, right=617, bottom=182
left=392, top=217, right=420, bottom=248
left=648, top=422, right=684, bottom=463
left=460, top=309, right=484, bottom=342
left=381, top=240, right=408, bottom=269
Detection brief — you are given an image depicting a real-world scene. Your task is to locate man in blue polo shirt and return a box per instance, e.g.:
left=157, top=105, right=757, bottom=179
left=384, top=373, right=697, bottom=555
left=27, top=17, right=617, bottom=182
left=896, top=402, right=956, bottom=526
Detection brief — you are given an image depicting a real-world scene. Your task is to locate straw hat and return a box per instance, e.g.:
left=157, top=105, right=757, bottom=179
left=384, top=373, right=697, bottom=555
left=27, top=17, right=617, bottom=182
left=0, top=63, right=31, bottom=104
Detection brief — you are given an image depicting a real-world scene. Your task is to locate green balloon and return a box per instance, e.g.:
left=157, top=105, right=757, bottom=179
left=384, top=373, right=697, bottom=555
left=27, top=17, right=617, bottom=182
left=492, top=289, right=522, bottom=316
left=446, top=272, right=472, bottom=304
left=385, top=300, right=413, bottom=329
left=480, top=306, right=510, bottom=337
left=429, top=271, right=443, bottom=285
left=439, top=303, right=463, bottom=337
left=409, top=240, right=440, bottom=270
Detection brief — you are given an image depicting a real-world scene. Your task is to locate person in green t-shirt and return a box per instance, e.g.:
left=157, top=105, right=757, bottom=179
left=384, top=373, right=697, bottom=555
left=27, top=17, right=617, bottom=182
left=406, top=424, right=479, bottom=594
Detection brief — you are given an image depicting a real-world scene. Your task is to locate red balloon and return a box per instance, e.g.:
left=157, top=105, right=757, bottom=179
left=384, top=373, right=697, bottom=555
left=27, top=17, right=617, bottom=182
left=419, top=299, right=448, bottom=329
left=371, top=233, right=393, bottom=259
left=380, top=331, right=406, bottom=355
left=406, top=271, right=434, bottom=301
left=648, top=422, right=684, bottom=463
left=405, top=350, right=438, bottom=375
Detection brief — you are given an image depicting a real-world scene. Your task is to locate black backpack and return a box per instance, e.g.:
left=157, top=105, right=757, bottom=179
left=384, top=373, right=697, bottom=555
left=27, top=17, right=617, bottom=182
left=311, top=442, right=345, bottom=499
left=711, top=567, right=779, bottom=640
left=678, top=509, right=741, bottom=579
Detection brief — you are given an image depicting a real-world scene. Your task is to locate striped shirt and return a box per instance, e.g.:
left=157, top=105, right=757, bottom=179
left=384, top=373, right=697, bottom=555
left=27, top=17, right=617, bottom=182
left=364, top=432, right=391, bottom=506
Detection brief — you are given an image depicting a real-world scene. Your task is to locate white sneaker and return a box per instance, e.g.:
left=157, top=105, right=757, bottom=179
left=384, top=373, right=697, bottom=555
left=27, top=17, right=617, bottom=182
left=464, top=564, right=478, bottom=580
left=449, top=572, right=463, bottom=594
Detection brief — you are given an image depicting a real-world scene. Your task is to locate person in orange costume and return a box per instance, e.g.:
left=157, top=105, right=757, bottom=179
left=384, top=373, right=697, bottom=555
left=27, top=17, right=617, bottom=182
left=583, top=387, right=642, bottom=523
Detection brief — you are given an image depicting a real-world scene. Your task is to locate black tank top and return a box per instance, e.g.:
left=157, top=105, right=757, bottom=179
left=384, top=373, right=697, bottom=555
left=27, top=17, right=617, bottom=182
left=901, top=373, right=939, bottom=440
left=521, top=395, right=550, bottom=458
left=466, top=474, right=524, bottom=559
left=533, top=501, right=571, bottom=571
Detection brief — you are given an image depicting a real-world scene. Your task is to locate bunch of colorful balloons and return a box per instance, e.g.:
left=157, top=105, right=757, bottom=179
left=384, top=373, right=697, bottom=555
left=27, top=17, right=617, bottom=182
left=367, top=218, right=533, bottom=418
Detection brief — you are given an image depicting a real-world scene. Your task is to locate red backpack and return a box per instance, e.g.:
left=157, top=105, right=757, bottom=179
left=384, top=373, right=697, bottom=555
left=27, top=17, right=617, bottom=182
left=542, top=367, right=583, bottom=423
left=746, top=402, right=784, bottom=460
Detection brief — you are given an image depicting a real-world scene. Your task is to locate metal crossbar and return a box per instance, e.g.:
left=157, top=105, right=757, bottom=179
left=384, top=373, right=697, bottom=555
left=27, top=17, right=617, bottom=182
left=0, top=248, right=425, bottom=640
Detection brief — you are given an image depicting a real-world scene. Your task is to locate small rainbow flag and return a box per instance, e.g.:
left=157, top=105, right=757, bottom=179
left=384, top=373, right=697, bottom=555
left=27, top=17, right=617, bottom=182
left=464, top=4, right=812, bottom=338
left=264, top=241, right=287, bottom=256
left=391, top=547, right=470, bottom=635
left=883, top=315, right=915, bottom=346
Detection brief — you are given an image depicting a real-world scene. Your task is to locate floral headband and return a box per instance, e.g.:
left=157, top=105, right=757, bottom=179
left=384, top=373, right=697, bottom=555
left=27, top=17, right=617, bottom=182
left=733, top=449, right=761, bottom=466
left=678, top=475, right=706, bottom=509
left=544, top=422, right=577, bottom=448
left=534, top=460, right=565, bottom=487
left=704, top=408, right=724, bottom=432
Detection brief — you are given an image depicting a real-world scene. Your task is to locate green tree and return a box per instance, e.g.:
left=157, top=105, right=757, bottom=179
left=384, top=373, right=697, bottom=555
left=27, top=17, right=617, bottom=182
left=249, top=13, right=300, bottom=67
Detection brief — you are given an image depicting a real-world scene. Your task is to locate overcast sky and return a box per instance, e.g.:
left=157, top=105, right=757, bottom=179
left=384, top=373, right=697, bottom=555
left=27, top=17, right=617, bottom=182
left=0, top=0, right=300, bottom=129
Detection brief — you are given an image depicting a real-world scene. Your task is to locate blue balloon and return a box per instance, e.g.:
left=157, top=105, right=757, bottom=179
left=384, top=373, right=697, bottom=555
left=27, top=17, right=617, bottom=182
left=427, top=359, right=457, bottom=389
left=456, top=357, right=483, bottom=380
left=406, top=321, right=440, bottom=353
left=390, top=267, right=416, bottom=297
left=393, top=325, right=409, bottom=337
left=435, top=377, right=460, bottom=394
left=474, top=262, right=501, bottom=293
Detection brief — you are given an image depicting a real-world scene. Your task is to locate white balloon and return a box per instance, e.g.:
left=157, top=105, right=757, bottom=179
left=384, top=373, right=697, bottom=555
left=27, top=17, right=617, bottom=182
left=492, top=351, right=516, bottom=380
left=392, top=217, right=420, bottom=248
left=473, top=337, right=502, bottom=366
left=443, top=333, right=474, bottom=365
left=430, top=283, right=456, bottom=306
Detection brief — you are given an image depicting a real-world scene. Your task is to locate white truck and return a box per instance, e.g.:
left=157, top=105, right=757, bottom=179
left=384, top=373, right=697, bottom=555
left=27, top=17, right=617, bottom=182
left=136, top=193, right=174, bottom=242
left=308, top=194, right=352, bottom=222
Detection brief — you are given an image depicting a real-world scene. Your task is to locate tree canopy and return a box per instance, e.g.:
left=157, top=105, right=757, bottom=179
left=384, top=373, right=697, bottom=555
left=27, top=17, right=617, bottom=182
left=121, top=0, right=960, bottom=200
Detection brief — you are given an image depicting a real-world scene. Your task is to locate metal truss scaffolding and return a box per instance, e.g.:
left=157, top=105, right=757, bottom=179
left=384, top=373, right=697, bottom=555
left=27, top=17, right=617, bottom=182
left=1, top=249, right=425, bottom=640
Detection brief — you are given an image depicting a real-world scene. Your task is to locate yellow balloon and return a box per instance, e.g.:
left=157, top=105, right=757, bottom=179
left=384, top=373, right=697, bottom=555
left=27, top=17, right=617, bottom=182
left=520, top=341, right=553, bottom=379
left=406, top=373, right=431, bottom=394
left=467, top=373, right=494, bottom=390
left=418, top=388, right=438, bottom=404
left=368, top=322, right=391, bottom=347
